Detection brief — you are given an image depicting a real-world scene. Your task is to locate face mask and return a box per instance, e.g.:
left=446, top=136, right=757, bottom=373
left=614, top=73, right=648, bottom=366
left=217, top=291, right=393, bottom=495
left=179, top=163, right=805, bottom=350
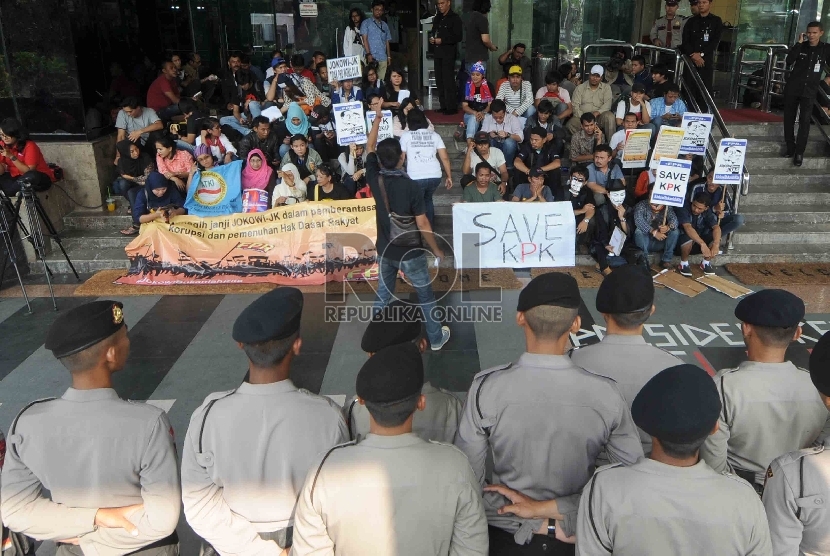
left=569, top=178, right=584, bottom=196
left=609, top=190, right=626, bottom=207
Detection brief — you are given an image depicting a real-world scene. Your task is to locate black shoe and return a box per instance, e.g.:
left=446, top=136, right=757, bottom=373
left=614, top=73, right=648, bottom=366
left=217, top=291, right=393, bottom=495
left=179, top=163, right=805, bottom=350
left=442, top=108, right=459, bottom=115
left=794, top=154, right=803, bottom=167
left=783, top=149, right=794, bottom=158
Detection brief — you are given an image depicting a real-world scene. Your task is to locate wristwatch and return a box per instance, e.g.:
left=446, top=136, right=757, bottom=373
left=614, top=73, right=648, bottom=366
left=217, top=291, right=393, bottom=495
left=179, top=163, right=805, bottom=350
left=9, top=155, right=17, bottom=161
left=547, top=521, right=556, bottom=537
left=584, top=218, right=590, bottom=223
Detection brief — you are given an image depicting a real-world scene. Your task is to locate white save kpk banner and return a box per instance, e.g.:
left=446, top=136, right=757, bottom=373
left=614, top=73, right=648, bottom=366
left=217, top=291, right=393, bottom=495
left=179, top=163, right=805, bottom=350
left=326, top=56, right=362, bottom=82
left=713, top=138, right=748, bottom=185
left=452, top=202, right=576, bottom=269
left=333, top=101, right=367, bottom=145
left=366, top=110, right=394, bottom=141
left=651, top=158, right=692, bottom=207
left=679, top=113, right=714, bottom=155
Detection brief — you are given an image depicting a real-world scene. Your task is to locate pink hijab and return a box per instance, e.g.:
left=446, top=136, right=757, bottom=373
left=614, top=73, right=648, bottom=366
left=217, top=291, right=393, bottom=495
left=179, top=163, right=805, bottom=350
left=241, top=149, right=274, bottom=190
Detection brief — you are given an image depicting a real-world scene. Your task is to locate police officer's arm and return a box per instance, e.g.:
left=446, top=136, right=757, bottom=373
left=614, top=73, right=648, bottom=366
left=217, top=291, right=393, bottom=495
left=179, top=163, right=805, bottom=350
left=699, top=376, right=731, bottom=473
left=603, top=388, right=646, bottom=466
left=78, top=412, right=181, bottom=555
left=650, top=20, right=661, bottom=46
left=448, top=461, right=490, bottom=556
left=575, top=473, right=614, bottom=556
left=762, top=458, right=804, bottom=555
left=452, top=379, right=490, bottom=485
left=181, top=407, right=282, bottom=556
left=680, top=22, right=694, bottom=56
left=291, top=460, right=336, bottom=555
left=0, top=431, right=98, bottom=540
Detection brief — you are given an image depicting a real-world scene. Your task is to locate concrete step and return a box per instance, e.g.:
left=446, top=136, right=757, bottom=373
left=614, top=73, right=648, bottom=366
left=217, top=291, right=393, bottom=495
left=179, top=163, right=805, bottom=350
left=739, top=204, right=830, bottom=224
left=29, top=246, right=131, bottom=275
left=716, top=243, right=830, bottom=263
left=60, top=229, right=133, bottom=251
left=731, top=222, right=830, bottom=245
left=746, top=155, right=830, bottom=171
left=747, top=170, right=830, bottom=187
left=745, top=137, right=829, bottom=157
left=718, top=122, right=828, bottom=138
left=63, top=208, right=133, bottom=231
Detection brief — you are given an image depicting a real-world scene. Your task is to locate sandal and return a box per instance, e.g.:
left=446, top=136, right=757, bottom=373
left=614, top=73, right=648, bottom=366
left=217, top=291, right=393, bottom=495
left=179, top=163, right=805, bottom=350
left=120, top=225, right=139, bottom=236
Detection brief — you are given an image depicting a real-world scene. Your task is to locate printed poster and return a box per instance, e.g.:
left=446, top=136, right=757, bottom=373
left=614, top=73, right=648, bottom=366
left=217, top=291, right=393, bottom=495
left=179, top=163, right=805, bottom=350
left=184, top=160, right=243, bottom=217
left=333, top=101, right=368, bottom=146
left=679, top=113, right=714, bottom=156
left=713, top=138, right=748, bottom=185
left=622, top=128, right=653, bottom=168
left=366, top=110, right=394, bottom=141
left=326, top=56, right=362, bottom=82
left=649, top=126, right=686, bottom=169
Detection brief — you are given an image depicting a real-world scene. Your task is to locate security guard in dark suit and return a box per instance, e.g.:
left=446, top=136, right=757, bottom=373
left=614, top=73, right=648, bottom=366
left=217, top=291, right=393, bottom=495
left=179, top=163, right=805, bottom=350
left=784, top=21, right=830, bottom=166
left=680, top=0, right=723, bottom=92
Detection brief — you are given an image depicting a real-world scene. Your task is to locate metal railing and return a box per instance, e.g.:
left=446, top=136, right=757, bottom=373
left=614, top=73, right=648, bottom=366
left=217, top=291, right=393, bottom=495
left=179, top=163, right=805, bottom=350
left=579, top=40, right=634, bottom=77
left=811, top=87, right=830, bottom=150
left=728, top=44, right=789, bottom=112
left=580, top=42, right=681, bottom=84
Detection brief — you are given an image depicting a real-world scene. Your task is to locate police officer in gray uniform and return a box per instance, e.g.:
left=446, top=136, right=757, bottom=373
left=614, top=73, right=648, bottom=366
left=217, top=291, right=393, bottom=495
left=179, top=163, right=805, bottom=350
left=576, top=364, right=772, bottom=556
left=455, top=273, right=643, bottom=555
left=291, top=343, right=488, bottom=555
left=1, top=301, right=181, bottom=556
left=571, top=266, right=682, bottom=459
left=650, top=0, right=687, bottom=50
left=700, top=289, right=830, bottom=492
left=181, top=288, right=348, bottom=556
left=763, top=330, right=830, bottom=555
left=345, top=302, right=462, bottom=443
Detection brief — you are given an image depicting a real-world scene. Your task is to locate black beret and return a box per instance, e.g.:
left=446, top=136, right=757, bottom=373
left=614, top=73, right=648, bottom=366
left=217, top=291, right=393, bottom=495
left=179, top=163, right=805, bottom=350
left=517, top=272, right=581, bottom=312
left=361, top=302, right=422, bottom=353
left=596, top=266, right=654, bottom=314
left=356, top=343, right=424, bottom=403
left=632, top=364, right=721, bottom=443
left=810, top=331, right=830, bottom=397
left=734, top=289, right=804, bottom=328
left=45, top=300, right=126, bottom=359
left=233, top=287, right=303, bottom=344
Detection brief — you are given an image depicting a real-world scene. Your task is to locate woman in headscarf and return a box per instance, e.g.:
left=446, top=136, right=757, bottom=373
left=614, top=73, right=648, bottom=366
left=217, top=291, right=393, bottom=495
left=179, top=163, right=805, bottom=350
left=280, top=134, right=323, bottom=187
left=273, top=162, right=307, bottom=206
left=241, top=148, right=276, bottom=196
left=113, top=139, right=154, bottom=228
left=126, top=171, right=186, bottom=234
left=462, top=61, right=494, bottom=142
left=276, top=102, right=310, bottom=158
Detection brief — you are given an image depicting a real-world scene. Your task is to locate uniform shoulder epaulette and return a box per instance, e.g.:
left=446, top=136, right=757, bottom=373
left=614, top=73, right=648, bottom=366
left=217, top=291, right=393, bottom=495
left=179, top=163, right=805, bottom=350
left=720, top=470, right=761, bottom=491
left=776, top=444, right=825, bottom=467
left=474, top=362, right=513, bottom=421
left=9, top=397, right=57, bottom=457
left=310, top=440, right=357, bottom=503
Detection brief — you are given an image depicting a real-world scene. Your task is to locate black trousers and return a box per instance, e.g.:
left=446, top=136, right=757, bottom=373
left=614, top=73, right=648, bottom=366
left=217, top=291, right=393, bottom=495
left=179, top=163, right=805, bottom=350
left=784, top=94, right=814, bottom=155
left=434, top=55, right=457, bottom=111
left=488, top=525, right=576, bottom=556
left=0, top=170, right=52, bottom=196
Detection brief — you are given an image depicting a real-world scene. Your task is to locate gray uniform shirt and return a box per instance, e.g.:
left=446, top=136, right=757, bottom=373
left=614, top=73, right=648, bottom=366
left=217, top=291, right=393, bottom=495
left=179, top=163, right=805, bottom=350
left=346, top=382, right=462, bottom=443
left=763, top=439, right=830, bottom=556
left=650, top=15, right=687, bottom=49
left=290, top=433, right=488, bottom=556
left=576, top=458, right=772, bottom=556
left=701, top=361, right=830, bottom=484
left=454, top=353, right=644, bottom=543
left=571, top=334, right=683, bottom=457
left=181, top=380, right=349, bottom=555
left=0, top=388, right=181, bottom=556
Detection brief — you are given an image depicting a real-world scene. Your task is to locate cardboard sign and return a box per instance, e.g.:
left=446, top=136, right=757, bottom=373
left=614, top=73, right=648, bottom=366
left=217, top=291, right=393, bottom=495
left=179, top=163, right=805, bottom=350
left=299, top=2, right=318, bottom=17
left=326, top=56, right=362, bottom=82
left=333, top=101, right=368, bottom=146
left=621, top=128, right=653, bottom=168
left=713, top=138, right=748, bottom=185
left=653, top=269, right=707, bottom=297
left=649, top=126, right=685, bottom=169
left=366, top=110, right=394, bottom=141
left=651, top=158, right=692, bottom=208
left=696, top=275, right=753, bottom=299
left=679, top=113, right=714, bottom=155
left=452, top=202, right=576, bottom=268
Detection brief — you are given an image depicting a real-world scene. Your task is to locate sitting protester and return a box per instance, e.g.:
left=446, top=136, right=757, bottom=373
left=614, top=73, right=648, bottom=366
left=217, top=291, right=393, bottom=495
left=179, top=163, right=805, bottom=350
left=587, top=144, right=625, bottom=205
left=383, top=66, right=419, bottom=115
left=569, top=112, right=605, bottom=164
left=241, top=148, right=276, bottom=197
left=615, top=82, right=652, bottom=129
left=0, top=118, right=56, bottom=195
left=480, top=99, right=523, bottom=170
left=634, top=198, right=680, bottom=270
left=238, top=116, right=282, bottom=168
left=113, top=139, right=155, bottom=235
left=338, top=142, right=368, bottom=196
left=273, top=162, right=308, bottom=206
left=565, top=165, right=596, bottom=251
left=610, top=112, right=639, bottom=160
left=635, top=168, right=656, bottom=203
left=592, top=180, right=631, bottom=275
left=462, top=162, right=504, bottom=202
left=310, top=163, right=352, bottom=201
left=331, top=78, right=363, bottom=104
left=496, top=65, right=535, bottom=118
left=461, top=132, right=508, bottom=195
left=188, top=144, right=219, bottom=182
left=281, top=134, right=323, bottom=187
left=461, top=61, right=494, bottom=142
left=132, top=171, right=187, bottom=228
left=196, top=117, right=237, bottom=164
left=514, top=126, right=562, bottom=199
left=361, top=66, right=384, bottom=101
left=650, top=84, right=686, bottom=131
left=533, top=73, right=572, bottom=123
left=676, top=191, right=720, bottom=277
left=155, top=133, right=193, bottom=192
left=686, top=172, right=745, bottom=238
left=511, top=168, right=554, bottom=202
left=220, top=68, right=264, bottom=137
left=174, top=99, right=206, bottom=153
left=281, top=102, right=311, bottom=158
left=308, top=105, right=338, bottom=162
left=315, top=62, right=333, bottom=99
left=524, top=99, right=565, bottom=155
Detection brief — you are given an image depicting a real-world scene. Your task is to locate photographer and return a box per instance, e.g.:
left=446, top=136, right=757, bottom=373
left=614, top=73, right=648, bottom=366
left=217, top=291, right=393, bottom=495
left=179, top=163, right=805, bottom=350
left=0, top=118, right=55, bottom=196
left=132, top=171, right=187, bottom=229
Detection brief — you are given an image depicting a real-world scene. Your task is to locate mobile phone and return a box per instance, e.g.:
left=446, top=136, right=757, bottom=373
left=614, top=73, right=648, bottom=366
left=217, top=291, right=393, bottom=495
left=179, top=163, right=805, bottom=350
left=192, top=91, right=203, bottom=99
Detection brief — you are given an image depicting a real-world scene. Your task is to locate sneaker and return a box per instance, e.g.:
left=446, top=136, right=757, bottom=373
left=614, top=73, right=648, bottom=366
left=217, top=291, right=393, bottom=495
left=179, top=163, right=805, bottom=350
left=700, top=261, right=715, bottom=276
left=431, top=326, right=451, bottom=351
left=660, top=261, right=674, bottom=270
left=677, top=264, right=692, bottom=277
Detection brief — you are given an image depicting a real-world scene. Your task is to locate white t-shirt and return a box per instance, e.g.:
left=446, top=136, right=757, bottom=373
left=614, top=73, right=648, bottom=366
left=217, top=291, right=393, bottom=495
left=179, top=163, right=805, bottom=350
left=469, top=147, right=507, bottom=172
left=610, top=129, right=628, bottom=158
left=400, top=129, right=446, bottom=180
left=534, top=86, right=571, bottom=105
left=616, top=99, right=650, bottom=121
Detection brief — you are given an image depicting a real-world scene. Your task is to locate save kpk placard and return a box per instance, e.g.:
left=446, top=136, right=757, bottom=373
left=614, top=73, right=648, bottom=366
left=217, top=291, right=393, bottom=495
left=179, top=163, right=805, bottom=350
left=333, top=101, right=367, bottom=145
left=326, top=56, right=362, bottom=82
left=713, top=138, right=748, bottom=185
left=452, top=202, right=576, bottom=268
left=651, top=158, right=692, bottom=207
left=366, top=110, right=394, bottom=141
left=679, top=113, right=714, bottom=155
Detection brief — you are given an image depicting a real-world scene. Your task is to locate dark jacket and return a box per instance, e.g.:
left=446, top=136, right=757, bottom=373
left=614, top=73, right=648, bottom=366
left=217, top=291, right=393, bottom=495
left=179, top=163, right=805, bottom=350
left=681, top=13, right=723, bottom=59
left=238, top=132, right=282, bottom=167
left=432, top=9, right=463, bottom=59
left=785, top=41, right=830, bottom=98
left=220, top=69, right=238, bottom=108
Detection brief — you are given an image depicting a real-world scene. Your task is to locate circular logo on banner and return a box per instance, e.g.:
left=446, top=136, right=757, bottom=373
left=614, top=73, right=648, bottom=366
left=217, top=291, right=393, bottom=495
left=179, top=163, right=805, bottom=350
left=194, top=171, right=227, bottom=206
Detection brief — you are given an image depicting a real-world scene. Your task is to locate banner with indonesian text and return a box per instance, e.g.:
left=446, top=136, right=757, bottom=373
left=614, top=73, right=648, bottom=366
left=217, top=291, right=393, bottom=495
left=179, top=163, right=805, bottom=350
left=117, top=199, right=379, bottom=285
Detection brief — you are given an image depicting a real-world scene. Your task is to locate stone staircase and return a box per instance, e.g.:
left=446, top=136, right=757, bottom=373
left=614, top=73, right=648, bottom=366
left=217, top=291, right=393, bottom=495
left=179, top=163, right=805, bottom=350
left=26, top=120, right=830, bottom=275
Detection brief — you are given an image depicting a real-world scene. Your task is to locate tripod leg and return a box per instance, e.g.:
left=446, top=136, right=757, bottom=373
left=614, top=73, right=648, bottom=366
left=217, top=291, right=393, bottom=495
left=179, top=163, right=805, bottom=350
left=0, top=206, right=31, bottom=314
left=32, top=195, right=80, bottom=281
left=20, top=189, right=57, bottom=310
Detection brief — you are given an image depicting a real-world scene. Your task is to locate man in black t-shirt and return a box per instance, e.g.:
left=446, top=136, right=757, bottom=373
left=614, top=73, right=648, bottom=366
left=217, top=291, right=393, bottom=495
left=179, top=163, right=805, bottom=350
left=464, top=0, right=497, bottom=72
left=176, top=99, right=205, bottom=154
left=514, top=127, right=562, bottom=199
left=365, top=96, right=451, bottom=351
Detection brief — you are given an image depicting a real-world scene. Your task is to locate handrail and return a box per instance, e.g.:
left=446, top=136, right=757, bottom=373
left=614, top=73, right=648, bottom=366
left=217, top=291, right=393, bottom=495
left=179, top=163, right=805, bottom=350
left=729, top=43, right=789, bottom=112
left=579, top=41, right=635, bottom=77
left=811, top=87, right=830, bottom=152
left=633, top=43, right=682, bottom=80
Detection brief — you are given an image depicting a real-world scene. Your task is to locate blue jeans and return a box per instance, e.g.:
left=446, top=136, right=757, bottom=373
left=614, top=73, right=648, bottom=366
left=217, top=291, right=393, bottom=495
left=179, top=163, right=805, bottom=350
left=279, top=143, right=291, bottom=158
left=248, top=101, right=263, bottom=118
left=374, top=253, right=443, bottom=346
left=634, top=228, right=680, bottom=263
left=720, top=213, right=745, bottom=236
left=415, top=177, right=441, bottom=226
left=518, top=105, right=536, bottom=120
left=492, top=137, right=518, bottom=169
left=220, top=115, right=252, bottom=136
left=464, top=112, right=483, bottom=139
left=176, top=140, right=195, bottom=154
left=112, top=177, right=141, bottom=225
